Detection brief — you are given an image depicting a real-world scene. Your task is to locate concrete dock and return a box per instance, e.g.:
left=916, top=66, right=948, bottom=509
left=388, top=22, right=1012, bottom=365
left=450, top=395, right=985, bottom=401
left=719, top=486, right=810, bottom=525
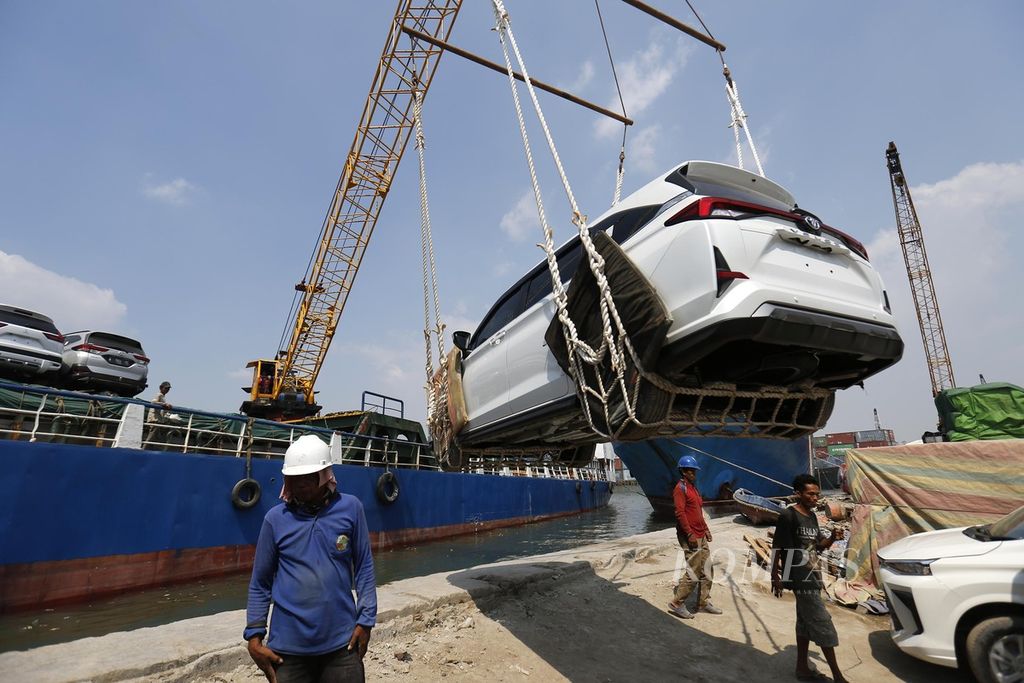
left=2, top=516, right=963, bottom=682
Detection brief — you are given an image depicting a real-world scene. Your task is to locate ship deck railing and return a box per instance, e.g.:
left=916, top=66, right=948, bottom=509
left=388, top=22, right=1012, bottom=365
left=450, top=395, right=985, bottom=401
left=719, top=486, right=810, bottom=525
left=0, top=380, right=439, bottom=470
left=0, top=381, right=607, bottom=480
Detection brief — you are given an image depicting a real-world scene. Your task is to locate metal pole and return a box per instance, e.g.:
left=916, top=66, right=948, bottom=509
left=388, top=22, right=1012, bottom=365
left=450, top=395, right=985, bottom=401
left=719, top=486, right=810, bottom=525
left=401, top=26, right=633, bottom=126
left=617, top=0, right=726, bottom=52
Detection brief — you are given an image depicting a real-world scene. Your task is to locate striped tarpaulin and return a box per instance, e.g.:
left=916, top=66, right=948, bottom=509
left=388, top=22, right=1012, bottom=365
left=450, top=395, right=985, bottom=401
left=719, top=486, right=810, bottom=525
left=844, top=440, right=1024, bottom=585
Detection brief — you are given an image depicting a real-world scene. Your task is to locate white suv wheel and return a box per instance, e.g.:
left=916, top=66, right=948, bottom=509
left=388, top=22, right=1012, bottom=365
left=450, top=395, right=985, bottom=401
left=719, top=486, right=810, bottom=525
left=967, top=615, right=1024, bottom=683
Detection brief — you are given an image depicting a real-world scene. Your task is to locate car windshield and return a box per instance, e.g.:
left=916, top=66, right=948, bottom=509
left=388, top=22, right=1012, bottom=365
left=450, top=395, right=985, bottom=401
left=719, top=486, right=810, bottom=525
left=987, top=504, right=1024, bottom=540
left=0, top=309, right=59, bottom=334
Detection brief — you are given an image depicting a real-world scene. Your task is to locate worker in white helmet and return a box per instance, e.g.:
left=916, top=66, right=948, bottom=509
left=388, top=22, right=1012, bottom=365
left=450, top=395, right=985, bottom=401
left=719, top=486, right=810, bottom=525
left=244, top=434, right=377, bottom=682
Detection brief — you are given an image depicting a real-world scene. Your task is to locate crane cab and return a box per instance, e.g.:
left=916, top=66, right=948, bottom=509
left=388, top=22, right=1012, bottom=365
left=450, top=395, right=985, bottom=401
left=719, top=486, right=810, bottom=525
left=241, top=358, right=321, bottom=420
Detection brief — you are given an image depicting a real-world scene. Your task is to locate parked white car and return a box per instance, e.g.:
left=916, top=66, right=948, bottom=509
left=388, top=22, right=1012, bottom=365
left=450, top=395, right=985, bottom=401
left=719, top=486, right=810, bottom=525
left=61, top=330, right=150, bottom=397
left=452, top=161, right=903, bottom=451
left=878, top=504, right=1024, bottom=682
left=0, top=304, right=64, bottom=382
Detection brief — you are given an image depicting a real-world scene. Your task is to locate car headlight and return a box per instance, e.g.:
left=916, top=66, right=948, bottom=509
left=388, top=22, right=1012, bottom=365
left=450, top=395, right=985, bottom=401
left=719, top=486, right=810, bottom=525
left=879, top=559, right=935, bottom=576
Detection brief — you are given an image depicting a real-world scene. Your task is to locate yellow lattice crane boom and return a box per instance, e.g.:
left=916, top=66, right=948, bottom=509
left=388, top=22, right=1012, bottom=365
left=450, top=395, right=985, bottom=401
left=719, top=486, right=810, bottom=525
left=242, top=0, right=463, bottom=420
left=885, top=141, right=956, bottom=397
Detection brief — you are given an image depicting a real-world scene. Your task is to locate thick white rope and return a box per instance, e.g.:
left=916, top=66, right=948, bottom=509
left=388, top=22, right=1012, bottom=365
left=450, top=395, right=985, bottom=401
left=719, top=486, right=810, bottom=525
left=491, top=0, right=658, bottom=437
left=723, top=66, right=765, bottom=176
left=413, top=89, right=447, bottom=424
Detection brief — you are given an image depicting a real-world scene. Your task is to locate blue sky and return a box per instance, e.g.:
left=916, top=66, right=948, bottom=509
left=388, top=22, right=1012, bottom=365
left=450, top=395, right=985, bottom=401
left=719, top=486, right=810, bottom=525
left=2, top=1, right=1022, bottom=443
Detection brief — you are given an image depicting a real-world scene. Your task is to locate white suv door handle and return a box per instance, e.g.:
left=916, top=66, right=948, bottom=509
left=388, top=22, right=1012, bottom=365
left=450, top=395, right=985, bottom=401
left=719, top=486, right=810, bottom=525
left=490, top=331, right=507, bottom=346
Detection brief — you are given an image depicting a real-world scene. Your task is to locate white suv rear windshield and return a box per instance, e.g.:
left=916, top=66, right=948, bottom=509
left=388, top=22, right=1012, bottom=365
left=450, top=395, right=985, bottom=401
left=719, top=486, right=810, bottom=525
left=688, top=178, right=794, bottom=212
left=88, top=333, right=144, bottom=354
left=0, top=310, right=59, bottom=334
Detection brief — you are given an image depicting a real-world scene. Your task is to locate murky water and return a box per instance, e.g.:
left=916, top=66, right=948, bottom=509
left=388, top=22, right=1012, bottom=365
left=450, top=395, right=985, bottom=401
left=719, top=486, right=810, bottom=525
left=0, top=485, right=667, bottom=653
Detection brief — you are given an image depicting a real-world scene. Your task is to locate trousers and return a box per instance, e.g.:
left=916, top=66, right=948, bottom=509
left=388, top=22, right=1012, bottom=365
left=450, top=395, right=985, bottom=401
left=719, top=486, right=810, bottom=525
left=275, top=646, right=365, bottom=683
left=672, top=535, right=712, bottom=608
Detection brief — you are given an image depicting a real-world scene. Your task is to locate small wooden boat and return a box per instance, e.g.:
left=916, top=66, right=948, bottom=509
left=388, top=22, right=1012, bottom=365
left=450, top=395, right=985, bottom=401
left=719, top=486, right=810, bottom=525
left=733, top=488, right=787, bottom=525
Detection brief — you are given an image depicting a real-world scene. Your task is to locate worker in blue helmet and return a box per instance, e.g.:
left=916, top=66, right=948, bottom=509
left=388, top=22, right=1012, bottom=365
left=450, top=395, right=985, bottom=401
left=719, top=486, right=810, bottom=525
left=667, top=453, right=723, bottom=619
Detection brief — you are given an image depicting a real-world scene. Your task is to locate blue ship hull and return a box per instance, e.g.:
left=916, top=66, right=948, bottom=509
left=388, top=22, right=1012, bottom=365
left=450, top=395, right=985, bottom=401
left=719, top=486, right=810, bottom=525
left=0, top=440, right=610, bottom=611
left=613, top=436, right=809, bottom=516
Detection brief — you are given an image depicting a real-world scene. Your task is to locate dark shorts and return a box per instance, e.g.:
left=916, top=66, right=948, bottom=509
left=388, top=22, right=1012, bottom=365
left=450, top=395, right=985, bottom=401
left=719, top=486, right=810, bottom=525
left=275, top=646, right=365, bottom=683
left=794, top=588, right=839, bottom=648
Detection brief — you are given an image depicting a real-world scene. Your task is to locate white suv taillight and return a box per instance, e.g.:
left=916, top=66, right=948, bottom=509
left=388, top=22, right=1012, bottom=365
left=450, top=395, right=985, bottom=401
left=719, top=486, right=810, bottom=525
left=133, top=354, right=150, bottom=364
left=73, top=343, right=109, bottom=354
left=666, top=196, right=870, bottom=261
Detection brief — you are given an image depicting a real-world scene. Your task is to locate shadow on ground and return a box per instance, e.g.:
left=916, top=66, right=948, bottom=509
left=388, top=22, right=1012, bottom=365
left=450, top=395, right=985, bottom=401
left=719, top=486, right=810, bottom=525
left=866, top=630, right=965, bottom=683
left=446, top=560, right=967, bottom=682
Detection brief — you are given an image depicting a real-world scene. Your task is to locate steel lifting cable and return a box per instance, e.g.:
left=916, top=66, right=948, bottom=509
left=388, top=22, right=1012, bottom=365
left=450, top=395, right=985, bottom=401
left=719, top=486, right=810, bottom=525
left=594, top=0, right=629, bottom=204
left=671, top=439, right=791, bottom=489
left=683, top=0, right=764, bottom=176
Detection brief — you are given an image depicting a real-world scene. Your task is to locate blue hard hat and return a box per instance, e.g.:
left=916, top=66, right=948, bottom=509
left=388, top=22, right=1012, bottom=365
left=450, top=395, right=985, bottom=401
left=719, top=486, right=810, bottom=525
left=677, top=455, right=700, bottom=470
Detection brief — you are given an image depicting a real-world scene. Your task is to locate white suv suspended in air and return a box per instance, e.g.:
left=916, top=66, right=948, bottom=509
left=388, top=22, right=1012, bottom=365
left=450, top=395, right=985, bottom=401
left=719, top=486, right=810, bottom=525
left=450, top=161, right=903, bottom=453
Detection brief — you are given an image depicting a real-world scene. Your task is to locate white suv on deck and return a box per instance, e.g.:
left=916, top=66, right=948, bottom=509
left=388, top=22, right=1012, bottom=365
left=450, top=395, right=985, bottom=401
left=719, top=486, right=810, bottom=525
left=0, top=304, right=64, bottom=382
left=61, top=330, right=150, bottom=397
left=878, top=505, right=1024, bottom=682
left=452, top=161, right=903, bottom=452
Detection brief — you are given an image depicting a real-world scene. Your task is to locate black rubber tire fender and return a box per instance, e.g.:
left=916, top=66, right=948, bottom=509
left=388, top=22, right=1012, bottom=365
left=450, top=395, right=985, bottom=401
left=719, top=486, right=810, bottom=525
left=376, top=471, right=400, bottom=504
left=966, top=615, right=1024, bottom=683
left=231, top=478, right=261, bottom=510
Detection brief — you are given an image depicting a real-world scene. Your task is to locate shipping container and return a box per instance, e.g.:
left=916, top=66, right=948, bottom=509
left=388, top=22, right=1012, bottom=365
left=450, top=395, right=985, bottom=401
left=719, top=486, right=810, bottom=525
left=856, top=429, right=886, bottom=443
left=856, top=439, right=890, bottom=448
left=828, top=443, right=855, bottom=455
left=885, top=429, right=895, bottom=444
left=812, top=436, right=828, bottom=448
left=827, top=432, right=857, bottom=446
left=814, top=447, right=829, bottom=458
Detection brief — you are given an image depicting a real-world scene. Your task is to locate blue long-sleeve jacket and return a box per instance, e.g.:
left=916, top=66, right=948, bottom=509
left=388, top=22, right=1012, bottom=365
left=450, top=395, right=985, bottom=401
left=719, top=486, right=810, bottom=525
left=243, top=492, right=377, bottom=655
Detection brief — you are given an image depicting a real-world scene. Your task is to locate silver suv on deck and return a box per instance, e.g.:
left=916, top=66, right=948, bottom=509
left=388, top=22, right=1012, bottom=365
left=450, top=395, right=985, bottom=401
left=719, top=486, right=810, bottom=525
left=0, top=304, right=65, bottom=382
left=61, top=331, right=150, bottom=397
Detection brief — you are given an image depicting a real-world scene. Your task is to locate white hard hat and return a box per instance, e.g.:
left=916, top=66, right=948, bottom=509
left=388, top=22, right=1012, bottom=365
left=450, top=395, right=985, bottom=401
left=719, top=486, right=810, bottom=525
left=282, top=434, right=331, bottom=476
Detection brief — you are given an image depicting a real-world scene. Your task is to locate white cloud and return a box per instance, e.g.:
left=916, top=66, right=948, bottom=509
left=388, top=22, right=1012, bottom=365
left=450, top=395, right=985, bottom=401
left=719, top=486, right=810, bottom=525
left=594, top=36, right=693, bottom=139
left=912, top=161, right=1024, bottom=210
left=142, top=175, right=197, bottom=205
left=0, top=251, right=127, bottom=331
left=500, top=190, right=541, bottom=242
left=340, top=342, right=418, bottom=385
left=442, top=301, right=478, bottom=337
left=493, top=261, right=516, bottom=277
left=567, top=60, right=595, bottom=93
left=629, top=125, right=661, bottom=174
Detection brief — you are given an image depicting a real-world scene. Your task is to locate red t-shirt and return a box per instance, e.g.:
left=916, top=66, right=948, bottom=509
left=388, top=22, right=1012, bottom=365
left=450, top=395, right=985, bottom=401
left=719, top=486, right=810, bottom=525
left=673, top=480, right=709, bottom=538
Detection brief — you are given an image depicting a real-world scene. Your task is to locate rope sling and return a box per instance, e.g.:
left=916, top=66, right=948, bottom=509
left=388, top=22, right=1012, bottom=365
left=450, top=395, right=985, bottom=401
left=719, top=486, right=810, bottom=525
left=427, top=2, right=833, bottom=463
left=681, top=0, right=765, bottom=176
left=409, top=85, right=461, bottom=465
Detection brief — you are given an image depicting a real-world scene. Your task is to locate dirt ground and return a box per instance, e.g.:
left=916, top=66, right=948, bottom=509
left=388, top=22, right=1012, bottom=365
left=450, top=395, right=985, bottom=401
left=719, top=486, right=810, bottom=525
left=192, top=516, right=965, bottom=683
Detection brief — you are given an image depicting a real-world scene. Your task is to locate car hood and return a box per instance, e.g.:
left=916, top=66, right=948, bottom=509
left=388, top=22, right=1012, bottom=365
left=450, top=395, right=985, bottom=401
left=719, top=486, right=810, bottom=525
left=878, top=526, right=1000, bottom=561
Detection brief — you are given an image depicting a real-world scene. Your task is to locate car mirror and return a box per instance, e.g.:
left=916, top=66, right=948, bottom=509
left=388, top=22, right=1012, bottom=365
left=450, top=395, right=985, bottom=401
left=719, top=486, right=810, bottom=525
left=452, top=330, right=470, bottom=353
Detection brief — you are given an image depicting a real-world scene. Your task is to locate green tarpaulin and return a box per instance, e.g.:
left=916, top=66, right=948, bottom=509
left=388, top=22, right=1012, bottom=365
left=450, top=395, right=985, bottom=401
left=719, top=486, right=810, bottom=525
left=935, top=382, right=1024, bottom=441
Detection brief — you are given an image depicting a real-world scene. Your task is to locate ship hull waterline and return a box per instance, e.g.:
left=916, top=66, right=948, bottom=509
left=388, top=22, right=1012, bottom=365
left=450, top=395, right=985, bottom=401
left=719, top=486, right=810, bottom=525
left=0, top=441, right=610, bottom=612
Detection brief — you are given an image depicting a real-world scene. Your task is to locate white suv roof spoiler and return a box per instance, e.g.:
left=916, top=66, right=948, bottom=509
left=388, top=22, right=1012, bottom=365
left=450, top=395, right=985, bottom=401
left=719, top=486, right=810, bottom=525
left=682, top=161, right=796, bottom=208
